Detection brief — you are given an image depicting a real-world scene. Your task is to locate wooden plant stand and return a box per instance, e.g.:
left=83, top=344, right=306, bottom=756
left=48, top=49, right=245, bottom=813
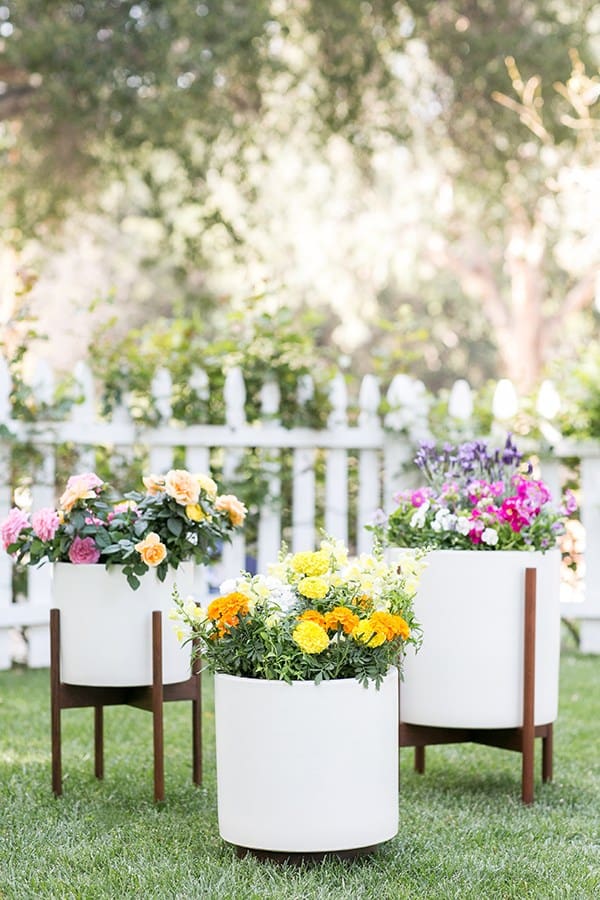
left=50, top=608, right=202, bottom=802
left=399, top=568, right=553, bottom=805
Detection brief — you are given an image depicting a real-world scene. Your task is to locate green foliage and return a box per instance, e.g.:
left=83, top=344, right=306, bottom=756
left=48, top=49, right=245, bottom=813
left=88, top=303, right=335, bottom=428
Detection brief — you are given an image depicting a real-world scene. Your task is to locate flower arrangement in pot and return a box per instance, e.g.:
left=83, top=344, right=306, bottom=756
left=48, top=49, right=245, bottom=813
left=369, top=434, right=577, bottom=730
left=1, top=469, right=247, bottom=686
left=171, top=537, right=425, bottom=857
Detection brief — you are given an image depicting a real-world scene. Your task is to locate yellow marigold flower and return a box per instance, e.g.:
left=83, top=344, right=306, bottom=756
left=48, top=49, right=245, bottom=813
left=292, top=620, right=330, bottom=654
left=215, top=494, right=247, bottom=526
left=195, top=473, right=218, bottom=500
left=135, top=532, right=167, bottom=567
left=185, top=503, right=209, bottom=522
left=142, top=473, right=165, bottom=495
left=324, top=606, right=360, bottom=634
left=165, top=469, right=201, bottom=506
left=297, top=576, right=329, bottom=600
left=298, top=609, right=327, bottom=630
left=290, top=550, right=330, bottom=576
left=352, top=620, right=386, bottom=648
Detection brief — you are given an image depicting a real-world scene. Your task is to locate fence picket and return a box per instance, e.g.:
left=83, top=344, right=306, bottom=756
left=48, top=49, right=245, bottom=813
left=257, top=380, right=282, bottom=573
left=220, top=368, right=247, bottom=579
left=325, top=373, right=348, bottom=543
left=293, top=376, right=316, bottom=550
left=357, top=375, right=381, bottom=554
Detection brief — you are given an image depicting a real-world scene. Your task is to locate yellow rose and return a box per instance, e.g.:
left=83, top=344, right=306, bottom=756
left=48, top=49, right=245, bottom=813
left=185, top=503, right=210, bottom=522
left=292, top=620, right=330, bottom=654
left=195, top=473, right=218, bottom=500
left=297, top=576, right=329, bottom=600
left=142, top=473, right=166, bottom=495
left=214, top=494, right=247, bottom=527
left=135, top=532, right=167, bottom=567
left=164, top=469, right=201, bottom=506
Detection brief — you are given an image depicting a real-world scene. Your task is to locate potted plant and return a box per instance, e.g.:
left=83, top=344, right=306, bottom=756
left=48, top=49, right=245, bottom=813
left=369, top=434, right=577, bottom=729
left=1, top=470, right=247, bottom=686
left=171, top=537, right=424, bottom=857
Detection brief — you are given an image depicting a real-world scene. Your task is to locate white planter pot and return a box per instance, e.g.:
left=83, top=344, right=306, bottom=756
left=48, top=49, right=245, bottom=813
left=52, top=562, right=194, bottom=686
left=214, top=669, right=399, bottom=854
left=389, top=549, right=561, bottom=729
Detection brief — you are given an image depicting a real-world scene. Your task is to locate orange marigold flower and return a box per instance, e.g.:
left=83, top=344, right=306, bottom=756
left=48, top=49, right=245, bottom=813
left=324, top=606, right=360, bottom=634
left=207, top=591, right=250, bottom=634
left=298, top=609, right=327, bottom=630
left=369, top=611, right=410, bottom=641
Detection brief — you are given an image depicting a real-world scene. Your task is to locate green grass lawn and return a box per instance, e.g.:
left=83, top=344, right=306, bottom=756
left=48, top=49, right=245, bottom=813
left=1, top=647, right=599, bottom=900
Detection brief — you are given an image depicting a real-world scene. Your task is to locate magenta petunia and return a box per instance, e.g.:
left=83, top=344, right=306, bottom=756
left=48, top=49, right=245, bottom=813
left=31, top=508, right=60, bottom=542
left=68, top=536, right=101, bottom=564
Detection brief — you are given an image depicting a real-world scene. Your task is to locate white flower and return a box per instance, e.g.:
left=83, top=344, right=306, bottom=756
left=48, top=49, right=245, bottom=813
left=219, top=577, right=240, bottom=594
left=431, top=508, right=457, bottom=532
left=410, top=501, right=430, bottom=528
left=456, top=516, right=471, bottom=535
left=482, top=527, right=499, bottom=546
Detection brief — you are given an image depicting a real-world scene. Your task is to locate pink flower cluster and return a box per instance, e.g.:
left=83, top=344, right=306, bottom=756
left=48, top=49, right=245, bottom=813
left=1, top=507, right=30, bottom=550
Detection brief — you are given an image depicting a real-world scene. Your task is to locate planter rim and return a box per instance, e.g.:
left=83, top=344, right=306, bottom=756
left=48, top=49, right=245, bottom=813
left=215, top=668, right=397, bottom=688
left=390, top=547, right=560, bottom=557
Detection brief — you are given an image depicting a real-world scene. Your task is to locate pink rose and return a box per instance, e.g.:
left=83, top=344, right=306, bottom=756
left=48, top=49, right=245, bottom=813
left=68, top=536, right=101, bottom=564
left=1, top=507, right=30, bottom=550
left=31, top=508, right=60, bottom=542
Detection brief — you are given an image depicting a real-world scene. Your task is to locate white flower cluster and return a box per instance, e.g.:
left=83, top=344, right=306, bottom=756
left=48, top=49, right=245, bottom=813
left=409, top=504, right=499, bottom=546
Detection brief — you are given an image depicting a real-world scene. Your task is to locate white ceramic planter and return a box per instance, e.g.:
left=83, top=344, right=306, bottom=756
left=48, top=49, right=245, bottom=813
left=52, top=562, right=194, bottom=686
left=214, top=669, right=399, bottom=854
left=389, top=549, right=561, bottom=729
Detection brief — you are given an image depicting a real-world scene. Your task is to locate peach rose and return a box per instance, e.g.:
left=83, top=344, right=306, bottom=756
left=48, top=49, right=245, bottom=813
left=135, top=532, right=167, bottom=567
left=214, top=494, right=247, bottom=527
left=164, top=469, right=200, bottom=506
left=142, top=473, right=166, bottom=495
left=59, top=473, right=103, bottom=513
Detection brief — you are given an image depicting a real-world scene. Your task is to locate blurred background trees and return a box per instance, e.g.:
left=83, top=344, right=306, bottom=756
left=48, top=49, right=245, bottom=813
left=1, top=0, right=599, bottom=405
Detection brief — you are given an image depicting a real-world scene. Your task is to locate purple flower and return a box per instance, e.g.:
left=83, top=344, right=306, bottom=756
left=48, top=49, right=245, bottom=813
left=561, top=490, right=577, bottom=515
left=68, top=536, right=100, bottom=564
left=371, top=508, right=388, bottom=526
left=1, top=507, right=30, bottom=550
left=31, top=508, right=60, bottom=542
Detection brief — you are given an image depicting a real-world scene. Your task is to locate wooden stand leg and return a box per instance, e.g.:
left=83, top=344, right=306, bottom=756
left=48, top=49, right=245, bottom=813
left=191, top=638, right=202, bottom=786
left=50, top=609, right=62, bottom=797
left=152, top=611, right=165, bottom=803
left=94, top=706, right=104, bottom=780
left=542, top=723, right=553, bottom=783
left=414, top=746, right=425, bottom=774
left=399, top=565, right=552, bottom=805
left=521, top=568, right=536, bottom=805
left=51, top=607, right=200, bottom=801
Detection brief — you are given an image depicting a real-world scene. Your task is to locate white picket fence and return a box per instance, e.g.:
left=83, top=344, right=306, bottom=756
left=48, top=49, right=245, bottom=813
left=0, top=360, right=599, bottom=670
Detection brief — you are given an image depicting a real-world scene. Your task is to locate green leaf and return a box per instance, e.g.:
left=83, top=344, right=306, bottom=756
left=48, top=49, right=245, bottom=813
left=166, top=517, right=183, bottom=537
left=126, top=573, right=140, bottom=590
